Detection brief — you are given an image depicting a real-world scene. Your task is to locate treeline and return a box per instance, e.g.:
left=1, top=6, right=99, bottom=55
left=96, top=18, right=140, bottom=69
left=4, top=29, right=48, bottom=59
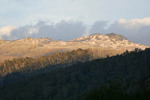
left=0, top=48, right=150, bottom=100
left=0, top=47, right=125, bottom=78
left=0, top=48, right=91, bottom=77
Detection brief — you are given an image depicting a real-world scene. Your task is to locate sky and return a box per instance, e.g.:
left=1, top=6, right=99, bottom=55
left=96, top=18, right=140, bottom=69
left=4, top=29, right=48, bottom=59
left=0, top=0, right=150, bottom=45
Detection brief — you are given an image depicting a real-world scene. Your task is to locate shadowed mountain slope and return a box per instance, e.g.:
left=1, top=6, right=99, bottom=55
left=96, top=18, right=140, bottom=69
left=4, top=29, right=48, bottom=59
left=0, top=48, right=150, bottom=100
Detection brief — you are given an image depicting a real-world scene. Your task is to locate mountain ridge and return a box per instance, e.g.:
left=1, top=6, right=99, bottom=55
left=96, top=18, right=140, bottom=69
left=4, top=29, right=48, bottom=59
left=0, top=33, right=149, bottom=63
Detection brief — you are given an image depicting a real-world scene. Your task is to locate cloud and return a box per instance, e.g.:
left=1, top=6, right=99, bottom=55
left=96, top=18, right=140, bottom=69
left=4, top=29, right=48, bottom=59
left=89, top=21, right=107, bottom=34
left=119, top=17, right=150, bottom=25
left=109, top=18, right=150, bottom=45
left=2, top=20, right=86, bottom=40
left=0, top=25, right=16, bottom=39
left=28, top=28, right=38, bottom=34
left=118, top=17, right=150, bottom=30
left=2, top=25, right=39, bottom=40
left=1, top=17, right=150, bottom=46
left=89, top=17, right=150, bottom=46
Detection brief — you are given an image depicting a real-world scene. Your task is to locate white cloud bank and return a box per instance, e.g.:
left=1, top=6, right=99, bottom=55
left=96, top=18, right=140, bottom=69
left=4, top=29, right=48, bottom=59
left=0, top=25, right=16, bottom=39
left=118, top=17, right=150, bottom=29
left=0, top=17, right=150, bottom=46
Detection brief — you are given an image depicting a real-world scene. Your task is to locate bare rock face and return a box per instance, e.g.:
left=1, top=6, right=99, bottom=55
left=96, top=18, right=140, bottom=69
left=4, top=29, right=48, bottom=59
left=0, top=33, right=149, bottom=63
left=106, top=33, right=127, bottom=41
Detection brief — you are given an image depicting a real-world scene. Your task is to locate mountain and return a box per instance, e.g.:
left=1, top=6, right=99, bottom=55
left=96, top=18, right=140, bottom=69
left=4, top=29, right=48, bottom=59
left=70, top=33, right=146, bottom=49
left=0, top=48, right=150, bottom=100
left=1, top=33, right=148, bottom=86
left=0, top=33, right=148, bottom=63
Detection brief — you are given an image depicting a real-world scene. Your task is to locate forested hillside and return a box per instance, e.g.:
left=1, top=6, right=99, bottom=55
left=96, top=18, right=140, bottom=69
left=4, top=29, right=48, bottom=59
left=0, top=48, right=91, bottom=77
left=0, top=48, right=92, bottom=86
left=0, top=48, right=150, bottom=100
left=0, top=47, right=126, bottom=86
left=78, top=85, right=150, bottom=100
